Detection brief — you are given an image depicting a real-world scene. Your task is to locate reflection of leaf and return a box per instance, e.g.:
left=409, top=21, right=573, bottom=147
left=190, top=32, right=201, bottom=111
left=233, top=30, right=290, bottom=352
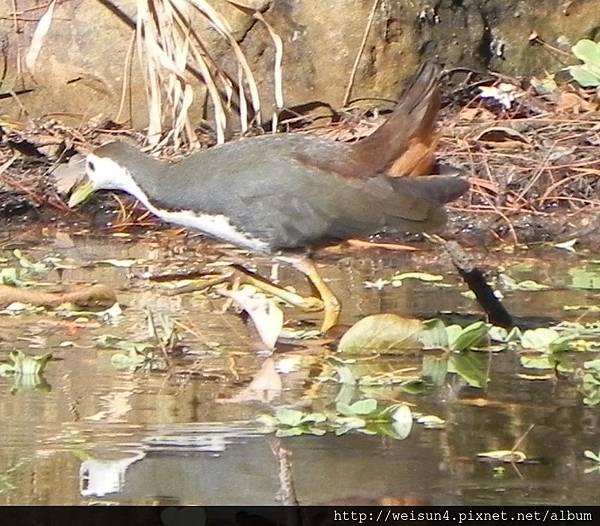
left=520, top=354, right=553, bottom=370
left=338, top=314, right=423, bottom=354
left=448, top=351, right=486, bottom=388
left=334, top=366, right=357, bottom=385
left=391, top=272, right=444, bottom=286
left=477, top=450, right=527, bottom=463
left=225, top=358, right=282, bottom=403
left=416, top=415, right=445, bottom=428
left=96, top=259, right=140, bottom=268
left=422, top=354, right=448, bottom=386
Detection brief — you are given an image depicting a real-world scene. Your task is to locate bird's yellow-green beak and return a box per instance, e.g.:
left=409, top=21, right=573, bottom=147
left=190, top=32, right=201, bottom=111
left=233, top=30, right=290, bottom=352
left=68, top=178, right=95, bottom=207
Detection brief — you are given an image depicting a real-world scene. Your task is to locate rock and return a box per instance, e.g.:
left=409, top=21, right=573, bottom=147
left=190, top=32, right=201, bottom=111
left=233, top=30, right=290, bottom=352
left=0, top=0, right=597, bottom=129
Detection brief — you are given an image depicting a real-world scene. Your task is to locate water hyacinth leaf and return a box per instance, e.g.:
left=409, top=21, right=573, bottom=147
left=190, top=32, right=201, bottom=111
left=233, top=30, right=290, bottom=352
left=111, top=352, right=147, bottom=370
left=489, top=325, right=522, bottom=343
left=256, top=414, right=278, bottom=428
left=301, top=413, right=327, bottom=424
left=9, top=350, right=52, bottom=375
left=347, top=398, right=378, bottom=415
left=418, top=318, right=448, bottom=349
left=275, top=427, right=305, bottom=438
left=499, top=274, right=549, bottom=291
left=274, top=408, right=305, bottom=427
left=449, top=321, right=489, bottom=351
left=0, top=268, right=23, bottom=287
left=336, top=402, right=356, bottom=416
left=521, top=328, right=560, bottom=350
left=448, top=351, right=487, bottom=388
left=335, top=416, right=367, bottom=432
left=569, top=268, right=600, bottom=290
left=13, top=250, right=48, bottom=273
left=337, top=314, right=423, bottom=354
left=584, top=358, right=600, bottom=372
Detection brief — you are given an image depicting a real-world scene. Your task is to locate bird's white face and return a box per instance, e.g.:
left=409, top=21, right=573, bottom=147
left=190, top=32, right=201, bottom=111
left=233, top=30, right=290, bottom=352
left=68, top=153, right=144, bottom=207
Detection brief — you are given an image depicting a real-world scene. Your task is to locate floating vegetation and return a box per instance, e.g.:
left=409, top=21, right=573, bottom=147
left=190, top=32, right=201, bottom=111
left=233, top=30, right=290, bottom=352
left=257, top=399, right=413, bottom=440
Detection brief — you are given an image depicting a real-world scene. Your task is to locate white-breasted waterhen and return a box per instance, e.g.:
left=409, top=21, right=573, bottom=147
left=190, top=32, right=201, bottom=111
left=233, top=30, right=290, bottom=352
left=69, top=62, right=469, bottom=333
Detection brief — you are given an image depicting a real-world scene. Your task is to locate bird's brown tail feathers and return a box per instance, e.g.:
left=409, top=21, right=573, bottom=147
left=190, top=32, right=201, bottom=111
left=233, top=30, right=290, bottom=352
left=350, top=62, right=441, bottom=177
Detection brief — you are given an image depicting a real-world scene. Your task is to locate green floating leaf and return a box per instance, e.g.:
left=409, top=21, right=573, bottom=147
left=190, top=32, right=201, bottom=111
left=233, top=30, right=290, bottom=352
left=449, top=321, right=490, bottom=351
left=418, top=319, right=449, bottom=349
left=0, top=350, right=53, bottom=376
left=275, top=427, right=305, bottom=438
left=489, top=325, right=522, bottom=343
left=350, top=398, right=378, bottom=415
left=584, top=358, right=600, bottom=372
left=0, top=268, right=23, bottom=287
left=521, top=328, right=560, bottom=350
left=13, top=249, right=48, bottom=273
left=569, top=268, right=600, bottom=290
left=338, top=314, right=423, bottom=354
left=499, top=274, right=549, bottom=291
left=274, top=408, right=305, bottom=427
left=391, top=272, right=444, bottom=284
left=110, top=352, right=147, bottom=370
left=448, top=351, right=487, bottom=388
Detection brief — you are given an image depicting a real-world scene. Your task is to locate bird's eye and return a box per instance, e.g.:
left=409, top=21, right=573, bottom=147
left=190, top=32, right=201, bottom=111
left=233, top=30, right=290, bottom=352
left=87, top=161, right=96, bottom=172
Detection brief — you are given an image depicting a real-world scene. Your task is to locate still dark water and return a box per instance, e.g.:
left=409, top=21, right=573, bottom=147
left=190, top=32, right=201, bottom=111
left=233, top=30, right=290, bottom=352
left=0, top=224, right=599, bottom=505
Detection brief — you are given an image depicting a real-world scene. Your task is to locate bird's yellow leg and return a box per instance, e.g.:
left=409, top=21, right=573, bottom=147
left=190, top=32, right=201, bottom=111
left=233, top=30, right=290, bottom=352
left=278, top=256, right=341, bottom=334
left=227, top=264, right=324, bottom=312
